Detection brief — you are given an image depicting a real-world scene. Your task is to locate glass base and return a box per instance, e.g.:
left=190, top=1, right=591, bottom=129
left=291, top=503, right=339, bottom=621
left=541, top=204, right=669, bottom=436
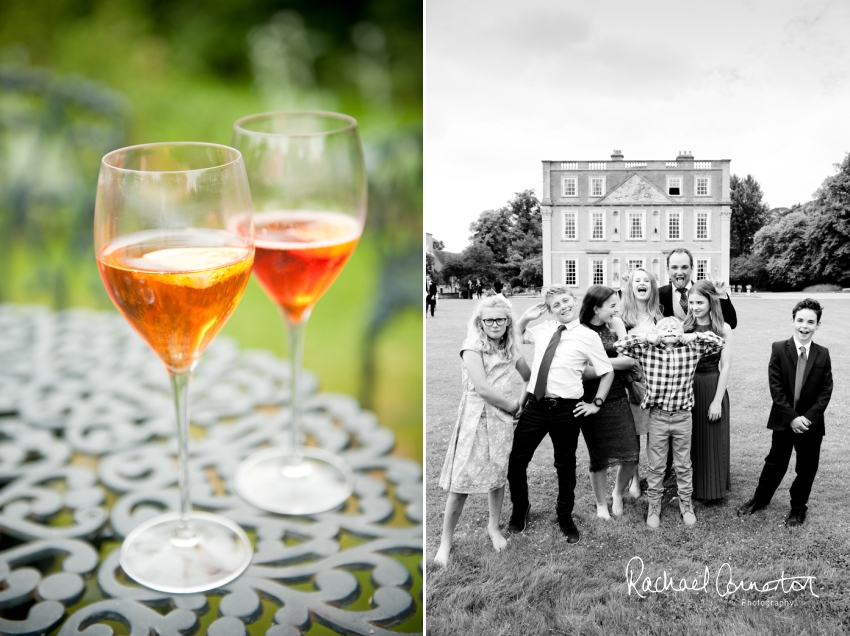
left=234, top=446, right=355, bottom=515
left=120, top=511, right=253, bottom=594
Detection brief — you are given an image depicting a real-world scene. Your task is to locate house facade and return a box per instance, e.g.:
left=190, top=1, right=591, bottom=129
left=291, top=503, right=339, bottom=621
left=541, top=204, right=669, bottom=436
left=540, top=151, right=731, bottom=293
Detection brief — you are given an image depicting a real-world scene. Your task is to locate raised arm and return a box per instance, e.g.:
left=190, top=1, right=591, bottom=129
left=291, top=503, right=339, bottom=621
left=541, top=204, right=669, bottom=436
left=462, top=350, right=519, bottom=415
left=615, top=333, right=650, bottom=358
left=517, top=302, right=549, bottom=340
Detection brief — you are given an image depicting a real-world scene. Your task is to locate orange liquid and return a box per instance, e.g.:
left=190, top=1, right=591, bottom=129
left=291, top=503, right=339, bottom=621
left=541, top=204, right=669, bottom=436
left=251, top=211, right=361, bottom=322
left=98, top=230, right=254, bottom=372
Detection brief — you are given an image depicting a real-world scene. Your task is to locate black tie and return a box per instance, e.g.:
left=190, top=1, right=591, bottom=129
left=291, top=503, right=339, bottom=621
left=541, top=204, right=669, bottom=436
left=793, top=346, right=806, bottom=408
left=533, top=325, right=566, bottom=400
left=678, top=288, right=689, bottom=316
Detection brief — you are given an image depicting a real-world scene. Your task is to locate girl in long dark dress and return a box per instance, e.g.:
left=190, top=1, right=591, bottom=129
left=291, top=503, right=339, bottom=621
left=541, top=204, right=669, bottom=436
left=684, top=280, right=732, bottom=501
left=580, top=285, right=640, bottom=518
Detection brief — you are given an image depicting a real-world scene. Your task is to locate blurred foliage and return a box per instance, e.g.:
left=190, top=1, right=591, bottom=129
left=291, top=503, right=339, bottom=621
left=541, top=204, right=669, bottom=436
left=0, top=0, right=422, bottom=440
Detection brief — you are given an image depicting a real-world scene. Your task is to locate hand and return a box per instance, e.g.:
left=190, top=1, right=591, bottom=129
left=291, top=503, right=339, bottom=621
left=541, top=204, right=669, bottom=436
left=573, top=401, right=600, bottom=417
left=645, top=333, right=660, bottom=345
left=508, top=400, right=521, bottom=417
left=521, top=302, right=549, bottom=323
left=680, top=333, right=697, bottom=344
left=708, top=400, right=722, bottom=421
left=790, top=417, right=809, bottom=434
left=707, top=274, right=728, bottom=298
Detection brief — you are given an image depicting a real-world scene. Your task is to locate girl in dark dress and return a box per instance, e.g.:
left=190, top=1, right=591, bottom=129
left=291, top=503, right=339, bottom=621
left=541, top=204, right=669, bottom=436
left=684, top=280, right=732, bottom=501
left=580, top=285, right=640, bottom=518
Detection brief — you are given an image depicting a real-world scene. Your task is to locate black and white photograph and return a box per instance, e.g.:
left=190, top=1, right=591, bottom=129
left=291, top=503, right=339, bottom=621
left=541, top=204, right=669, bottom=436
left=425, top=1, right=850, bottom=634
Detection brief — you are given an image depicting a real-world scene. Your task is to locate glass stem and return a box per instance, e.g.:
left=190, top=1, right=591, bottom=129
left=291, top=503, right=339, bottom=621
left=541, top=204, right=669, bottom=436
left=170, top=369, right=194, bottom=532
left=284, top=310, right=311, bottom=465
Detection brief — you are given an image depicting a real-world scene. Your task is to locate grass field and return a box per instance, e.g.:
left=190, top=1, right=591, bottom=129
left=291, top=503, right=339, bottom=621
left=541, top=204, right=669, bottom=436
left=425, top=295, right=850, bottom=635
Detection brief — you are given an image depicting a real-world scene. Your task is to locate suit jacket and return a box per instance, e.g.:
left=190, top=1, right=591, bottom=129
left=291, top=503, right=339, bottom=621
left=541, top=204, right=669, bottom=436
left=767, top=338, right=833, bottom=435
left=659, top=283, right=738, bottom=329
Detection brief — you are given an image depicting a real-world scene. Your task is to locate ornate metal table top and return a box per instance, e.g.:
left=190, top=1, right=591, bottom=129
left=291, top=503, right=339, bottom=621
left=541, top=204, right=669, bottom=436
left=0, top=304, right=423, bottom=635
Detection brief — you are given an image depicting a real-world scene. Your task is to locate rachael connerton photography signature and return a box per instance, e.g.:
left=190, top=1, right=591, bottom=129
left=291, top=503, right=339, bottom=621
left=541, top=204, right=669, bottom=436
left=625, top=556, right=819, bottom=598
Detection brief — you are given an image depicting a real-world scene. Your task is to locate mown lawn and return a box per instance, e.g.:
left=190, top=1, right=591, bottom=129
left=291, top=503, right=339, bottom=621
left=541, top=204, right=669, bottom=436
left=425, top=295, right=850, bottom=635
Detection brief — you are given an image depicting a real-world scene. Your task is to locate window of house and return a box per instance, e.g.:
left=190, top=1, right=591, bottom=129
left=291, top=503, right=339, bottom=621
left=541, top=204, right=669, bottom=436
left=667, top=210, right=681, bottom=240
left=563, top=177, right=578, bottom=197
left=627, top=258, right=645, bottom=272
left=565, top=259, right=578, bottom=286
left=696, top=211, right=710, bottom=239
left=590, top=259, right=605, bottom=285
left=696, top=259, right=709, bottom=281
left=591, top=211, right=604, bottom=239
left=627, top=211, right=645, bottom=240
left=695, top=176, right=710, bottom=196
left=590, top=177, right=605, bottom=198
left=667, top=176, right=682, bottom=196
left=563, top=211, right=577, bottom=240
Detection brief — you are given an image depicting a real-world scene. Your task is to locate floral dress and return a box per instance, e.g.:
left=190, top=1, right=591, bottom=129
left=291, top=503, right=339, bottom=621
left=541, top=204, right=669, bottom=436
left=439, top=337, right=519, bottom=494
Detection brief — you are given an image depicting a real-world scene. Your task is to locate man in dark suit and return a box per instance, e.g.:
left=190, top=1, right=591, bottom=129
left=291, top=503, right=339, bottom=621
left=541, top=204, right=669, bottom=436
left=426, top=278, right=437, bottom=317
left=658, top=248, right=737, bottom=328
left=737, top=299, right=833, bottom=526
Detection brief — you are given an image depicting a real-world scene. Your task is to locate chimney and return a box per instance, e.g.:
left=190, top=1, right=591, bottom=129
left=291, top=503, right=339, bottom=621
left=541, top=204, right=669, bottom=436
left=676, top=150, right=694, bottom=160
left=611, top=150, right=624, bottom=160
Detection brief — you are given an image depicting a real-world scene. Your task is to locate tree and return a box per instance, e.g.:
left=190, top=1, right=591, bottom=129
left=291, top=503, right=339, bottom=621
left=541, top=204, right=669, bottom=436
left=808, top=153, right=850, bottom=286
left=431, top=238, right=445, bottom=250
left=466, top=189, right=542, bottom=281
left=752, top=206, right=816, bottom=289
left=729, top=174, right=771, bottom=257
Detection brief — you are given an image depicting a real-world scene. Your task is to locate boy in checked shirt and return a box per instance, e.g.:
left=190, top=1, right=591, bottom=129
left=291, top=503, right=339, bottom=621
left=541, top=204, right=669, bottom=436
left=615, top=317, right=724, bottom=528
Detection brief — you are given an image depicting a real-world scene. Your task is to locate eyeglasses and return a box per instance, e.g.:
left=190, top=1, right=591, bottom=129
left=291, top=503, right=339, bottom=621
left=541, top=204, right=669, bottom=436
left=482, top=318, right=508, bottom=326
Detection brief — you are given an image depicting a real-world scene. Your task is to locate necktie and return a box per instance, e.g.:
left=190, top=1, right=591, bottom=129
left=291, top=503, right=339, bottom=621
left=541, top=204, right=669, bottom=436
left=793, top=346, right=806, bottom=408
left=533, top=325, right=566, bottom=400
left=678, top=288, right=689, bottom=316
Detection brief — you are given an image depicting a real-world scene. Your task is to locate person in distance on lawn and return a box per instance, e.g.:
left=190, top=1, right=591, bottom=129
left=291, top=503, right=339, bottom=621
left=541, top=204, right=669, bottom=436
left=436, top=294, right=531, bottom=566
left=506, top=286, right=614, bottom=545
left=615, top=317, right=724, bottom=529
left=737, top=299, right=833, bottom=527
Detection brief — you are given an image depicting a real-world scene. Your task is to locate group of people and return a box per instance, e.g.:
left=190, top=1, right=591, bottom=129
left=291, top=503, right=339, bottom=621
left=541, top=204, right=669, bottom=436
left=435, top=247, right=833, bottom=566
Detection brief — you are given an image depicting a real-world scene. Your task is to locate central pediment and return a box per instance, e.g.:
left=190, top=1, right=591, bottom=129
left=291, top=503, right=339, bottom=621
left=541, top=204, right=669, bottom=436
left=596, top=174, right=673, bottom=204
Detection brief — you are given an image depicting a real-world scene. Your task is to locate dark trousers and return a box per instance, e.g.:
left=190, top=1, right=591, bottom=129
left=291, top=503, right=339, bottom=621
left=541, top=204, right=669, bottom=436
left=507, top=396, right=580, bottom=520
left=754, top=429, right=823, bottom=513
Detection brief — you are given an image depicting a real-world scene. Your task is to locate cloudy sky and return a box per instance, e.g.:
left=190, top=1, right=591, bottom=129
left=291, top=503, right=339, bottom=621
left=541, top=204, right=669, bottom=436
left=425, top=0, right=850, bottom=252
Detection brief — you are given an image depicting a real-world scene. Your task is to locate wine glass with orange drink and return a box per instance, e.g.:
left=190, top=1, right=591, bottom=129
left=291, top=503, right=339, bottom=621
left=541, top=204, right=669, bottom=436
left=95, top=142, right=255, bottom=593
left=231, top=111, right=366, bottom=515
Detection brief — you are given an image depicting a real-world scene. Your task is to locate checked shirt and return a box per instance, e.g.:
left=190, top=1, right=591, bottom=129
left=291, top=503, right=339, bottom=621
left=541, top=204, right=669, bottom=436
left=615, top=332, right=724, bottom=412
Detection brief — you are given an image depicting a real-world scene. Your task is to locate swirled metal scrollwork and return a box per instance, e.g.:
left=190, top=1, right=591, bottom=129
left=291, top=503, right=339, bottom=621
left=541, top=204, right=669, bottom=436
left=0, top=305, right=422, bottom=634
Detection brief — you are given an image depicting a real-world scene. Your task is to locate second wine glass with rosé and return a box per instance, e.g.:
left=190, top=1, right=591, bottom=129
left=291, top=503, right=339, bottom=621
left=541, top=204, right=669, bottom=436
left=232, top=111, right=366, bottom=515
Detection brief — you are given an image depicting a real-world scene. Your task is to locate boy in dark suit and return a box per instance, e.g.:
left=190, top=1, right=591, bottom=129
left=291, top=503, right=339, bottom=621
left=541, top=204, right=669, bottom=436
left=737, top=298, right=833, bottom=526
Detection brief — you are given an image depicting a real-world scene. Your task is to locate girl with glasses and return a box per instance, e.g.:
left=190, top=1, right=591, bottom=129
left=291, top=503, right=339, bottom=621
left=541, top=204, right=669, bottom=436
left=435, top=294, right=531, bottom=566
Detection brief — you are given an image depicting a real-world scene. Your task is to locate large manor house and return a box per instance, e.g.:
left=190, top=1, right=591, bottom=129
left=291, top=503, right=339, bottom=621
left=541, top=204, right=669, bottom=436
left=541, top=151, right=731, bottom=292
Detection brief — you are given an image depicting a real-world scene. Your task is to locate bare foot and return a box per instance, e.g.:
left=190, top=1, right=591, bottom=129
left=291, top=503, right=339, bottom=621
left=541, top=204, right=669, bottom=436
left=629, top=478, right=641, bottom=499
left=434, top=542, right=451, bottom=566
left=488, top=527, right=508, bottom=552
left=612, top=489, right=624, bottom=516
left=596, top=503, right=611, bottom=520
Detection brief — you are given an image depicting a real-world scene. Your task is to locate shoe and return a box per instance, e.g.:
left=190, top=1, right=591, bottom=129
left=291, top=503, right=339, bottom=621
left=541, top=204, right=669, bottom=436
left=646, top=502, right=661, bottom=529
left=508, top=502, right=530, bottom=533
left=679, top=500, right=697, bottom=526
left=558, top=516, right=581, bottom=544
left=785, top=509, right=806, bottom=527
left=736, top=498, right=767, bottom=517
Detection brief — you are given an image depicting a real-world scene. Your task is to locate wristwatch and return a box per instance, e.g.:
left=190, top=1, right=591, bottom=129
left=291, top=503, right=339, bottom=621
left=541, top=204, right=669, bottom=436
left=592, top=397, right=605, bottom=407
